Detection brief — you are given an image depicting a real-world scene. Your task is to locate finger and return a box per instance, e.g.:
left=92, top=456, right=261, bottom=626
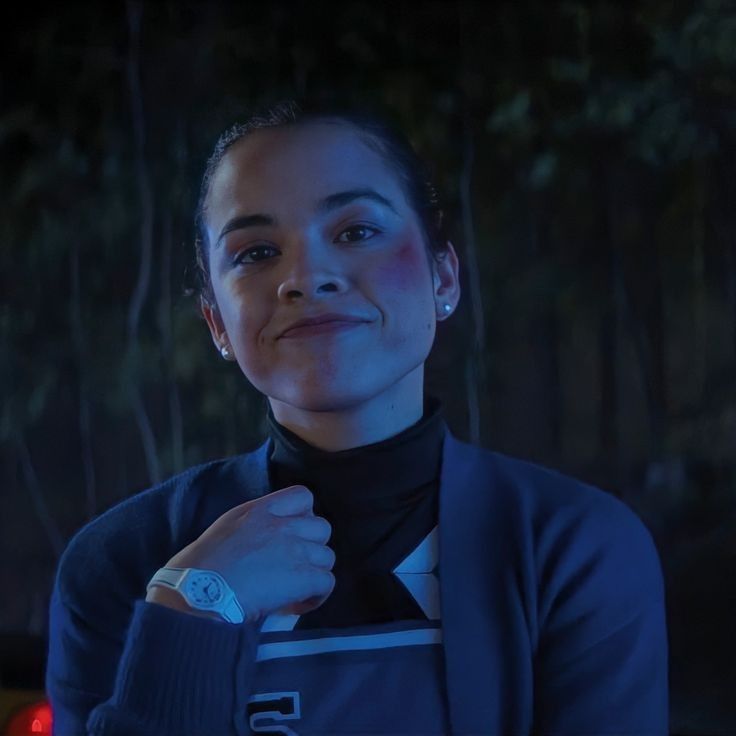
left=269, top=485, right=314, bottom=516
left=291, top=516, right=332, bottom=544
left=305, top=541, right=336, bottom=569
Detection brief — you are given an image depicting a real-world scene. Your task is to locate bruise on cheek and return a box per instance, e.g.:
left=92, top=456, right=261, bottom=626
left=375, top=235, right=427, bottom=292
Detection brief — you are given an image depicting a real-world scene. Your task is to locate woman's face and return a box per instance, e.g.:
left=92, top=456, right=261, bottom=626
left=201, top=121, right=460, bottom=416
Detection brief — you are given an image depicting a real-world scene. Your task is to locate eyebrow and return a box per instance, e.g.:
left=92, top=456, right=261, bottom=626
left=213, top=188, right=399, bottom=249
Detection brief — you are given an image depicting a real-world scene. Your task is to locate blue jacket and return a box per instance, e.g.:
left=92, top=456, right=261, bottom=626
left=47, top=427, right=668, bottom=735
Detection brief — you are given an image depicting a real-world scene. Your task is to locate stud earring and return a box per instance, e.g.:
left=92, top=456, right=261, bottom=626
left=220, top=344, right=232, bottom=360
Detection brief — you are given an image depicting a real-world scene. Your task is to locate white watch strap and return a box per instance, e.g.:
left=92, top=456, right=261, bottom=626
left=147, top=566, right=188, bottom=590
left=146, top=566, right=245, bottom=624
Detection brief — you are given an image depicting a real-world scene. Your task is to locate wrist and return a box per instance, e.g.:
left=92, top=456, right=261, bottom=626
left=145, top=585, right=223, bottom=621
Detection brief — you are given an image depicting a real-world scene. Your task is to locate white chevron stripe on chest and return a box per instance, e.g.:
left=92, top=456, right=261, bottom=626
left=393, top=525, right=440, bottom=620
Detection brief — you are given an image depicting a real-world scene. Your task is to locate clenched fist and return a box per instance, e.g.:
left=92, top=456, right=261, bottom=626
left=151, top=485, right=336, bottom=623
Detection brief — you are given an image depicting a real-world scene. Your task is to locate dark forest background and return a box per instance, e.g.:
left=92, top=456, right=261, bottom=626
left=1, top=1, right=735, bottom=733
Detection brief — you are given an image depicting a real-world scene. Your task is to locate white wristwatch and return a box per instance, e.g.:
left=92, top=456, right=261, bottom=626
left=146, top=567, right=245, bottom=624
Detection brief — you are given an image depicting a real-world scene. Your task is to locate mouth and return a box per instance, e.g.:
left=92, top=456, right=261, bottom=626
left=280, top=320, right=368, bottom=339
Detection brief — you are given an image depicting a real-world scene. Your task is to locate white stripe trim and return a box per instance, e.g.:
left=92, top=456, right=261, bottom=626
left=256, top=627, right=442, bottom=662
left=261, top=612, right=300, bottom=632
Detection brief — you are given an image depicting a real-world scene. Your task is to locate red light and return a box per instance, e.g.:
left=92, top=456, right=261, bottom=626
left=3, top=701, right=52, bottom=736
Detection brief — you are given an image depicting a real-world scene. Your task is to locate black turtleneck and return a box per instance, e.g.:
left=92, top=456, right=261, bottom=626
left=265, top=392, right=448, bottom=628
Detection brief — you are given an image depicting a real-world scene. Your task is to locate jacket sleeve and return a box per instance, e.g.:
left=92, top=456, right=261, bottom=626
left=531, top=492, right=669, bottom=736
left=46, top=544, right=262, bottom=735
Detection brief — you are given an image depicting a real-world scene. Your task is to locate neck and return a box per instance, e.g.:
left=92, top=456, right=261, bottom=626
left=267, top=367, right=425, bottom=452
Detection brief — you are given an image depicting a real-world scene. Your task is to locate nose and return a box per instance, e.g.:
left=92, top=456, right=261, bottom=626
left=276, top=238, right=351, bottom=301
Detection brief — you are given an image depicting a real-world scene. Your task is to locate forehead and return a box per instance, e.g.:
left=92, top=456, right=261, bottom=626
left=207, top=122, right=407, bottom=217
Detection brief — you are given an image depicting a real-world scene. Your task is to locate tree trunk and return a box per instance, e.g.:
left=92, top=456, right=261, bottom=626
left=595, top=161, right=619, bottom=461
left=70, top=238, right=98, bottom=521
left=125, top=0, right=160, bottom=485
left=692, top=159, right=708, bottom=399
left=458, top=112, right=487, bottom=446
left=645, top=196, right=668, bottom=458
left=527, top=193, right=561, bottom=459
left=457, top=2, right=488, bottom=447
left=160, top=210, right=184, bottom=472
left=616, top=165, right=667, bottom=460
left=16, top=434, right=64, bottom=560
left=713, top=155, right=736, bottom=361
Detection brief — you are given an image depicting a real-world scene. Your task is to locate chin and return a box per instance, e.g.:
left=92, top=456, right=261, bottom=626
left=275, top=391, right=372, bottom=415
left=267, top=380, right=396, bottom=416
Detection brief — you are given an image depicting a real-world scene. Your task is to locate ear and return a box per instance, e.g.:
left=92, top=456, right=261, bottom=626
left=433, top=240, right=461, bottom=312
left=200, top=296, right=228, bottom=350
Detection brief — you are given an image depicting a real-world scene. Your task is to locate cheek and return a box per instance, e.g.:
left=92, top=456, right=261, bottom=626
left=374, top=236, right=429, bottom=295
left=211, top=287, right=254, bottom=346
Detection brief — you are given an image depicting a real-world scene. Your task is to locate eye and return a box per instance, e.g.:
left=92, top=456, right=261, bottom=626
left=232, top=245, right=277, bottom=266
left=335, top=224, right=381, bottom=243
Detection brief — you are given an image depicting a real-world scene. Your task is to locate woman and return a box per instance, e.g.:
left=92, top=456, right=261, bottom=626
left=46, top=99, right=668, bottom=735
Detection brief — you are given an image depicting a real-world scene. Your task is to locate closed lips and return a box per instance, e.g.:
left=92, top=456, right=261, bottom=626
left=280, top=313, right=369, bottom=337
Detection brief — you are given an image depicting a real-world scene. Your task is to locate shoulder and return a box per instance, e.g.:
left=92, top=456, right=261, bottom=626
left=450, top=435, right=640, bottom=529
left=448, top=436, right=661, bottom=596
left=53, top=445, right=269, bottom=611
left=497, top=451, right=656, bottom=556
left=486, top=448, right=664, bottom=623
left=490, top=449, right=642, bottom=530
left=58, top=457, right=225, bottom=564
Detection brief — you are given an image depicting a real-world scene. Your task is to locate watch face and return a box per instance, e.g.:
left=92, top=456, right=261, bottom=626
left=186, top=573, right=224, bottom=607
